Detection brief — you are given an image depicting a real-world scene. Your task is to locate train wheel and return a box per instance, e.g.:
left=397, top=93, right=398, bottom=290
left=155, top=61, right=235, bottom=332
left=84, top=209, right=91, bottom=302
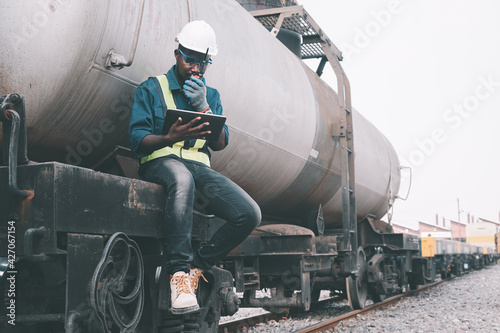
left=311, top=287, right=321, bottom=304
left=346, top=247, right=368, bottom=310
left=410, top=261, right=426, bottom=290
left=369, top=285, right=387, bottom=303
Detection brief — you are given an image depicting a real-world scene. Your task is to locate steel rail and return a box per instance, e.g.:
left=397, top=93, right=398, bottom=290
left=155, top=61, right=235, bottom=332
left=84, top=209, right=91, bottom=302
left=218, top=312, right=282, bottom=333
left=293, top=280, right=445, bottom=333
left=217, top=280, right=445, bottom=333
left=217, top=295, right=345, bottom=332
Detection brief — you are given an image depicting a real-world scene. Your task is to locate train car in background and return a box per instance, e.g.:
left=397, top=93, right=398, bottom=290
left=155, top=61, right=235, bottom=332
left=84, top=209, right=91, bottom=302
left=496, top=232, right=500, bottom=255
left=420, top=237, right=497, bottom=281
left=466, top=219, right=500, bottom=250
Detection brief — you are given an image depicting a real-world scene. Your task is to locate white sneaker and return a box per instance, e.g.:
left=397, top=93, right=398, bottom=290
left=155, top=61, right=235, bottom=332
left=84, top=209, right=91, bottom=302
left=170, top=271, right=199, bottom=314
left=189, top=267, right=208, bottom=297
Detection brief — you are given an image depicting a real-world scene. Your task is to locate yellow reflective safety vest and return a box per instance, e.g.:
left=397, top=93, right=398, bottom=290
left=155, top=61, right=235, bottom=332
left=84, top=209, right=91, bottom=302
left=140, top=75, right=210, bottom=167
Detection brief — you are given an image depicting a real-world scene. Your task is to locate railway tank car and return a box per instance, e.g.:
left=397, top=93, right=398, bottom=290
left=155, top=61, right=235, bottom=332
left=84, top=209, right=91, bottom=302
left=0, top=0, right=422, bottom=332
left=0, top=0, right=400, bottom=224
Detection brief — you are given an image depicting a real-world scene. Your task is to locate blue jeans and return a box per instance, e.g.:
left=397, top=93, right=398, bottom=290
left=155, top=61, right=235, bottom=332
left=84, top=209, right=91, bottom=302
left=139, top=156, right=261, bottom=275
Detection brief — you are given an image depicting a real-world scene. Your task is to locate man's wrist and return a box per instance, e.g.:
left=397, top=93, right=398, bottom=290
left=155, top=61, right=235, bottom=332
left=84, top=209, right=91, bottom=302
left=162, top=133, right=177, bottom=146
left=196, top=101, right=209, bottom=112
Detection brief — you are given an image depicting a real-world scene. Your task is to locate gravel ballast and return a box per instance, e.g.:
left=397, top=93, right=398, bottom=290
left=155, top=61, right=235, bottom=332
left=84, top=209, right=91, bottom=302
left=229, top=263, right=500, bottom=333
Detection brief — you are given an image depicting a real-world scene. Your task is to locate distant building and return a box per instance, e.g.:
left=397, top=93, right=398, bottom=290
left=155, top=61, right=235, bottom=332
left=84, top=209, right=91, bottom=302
left=477, top=218, right=500, bottom=230
left=467, top=218, right=500, bottom=248
left=449, top=219, right=466, bottom=242
left=418, top=219, right=451, bottom=238
left=392, top=223, right=420, bottom=236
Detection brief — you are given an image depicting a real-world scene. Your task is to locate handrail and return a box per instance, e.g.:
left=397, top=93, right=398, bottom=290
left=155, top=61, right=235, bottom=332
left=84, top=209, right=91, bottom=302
left=0, top=93, right=30, bottom=198
left=105, top=0, right=145, bottom=69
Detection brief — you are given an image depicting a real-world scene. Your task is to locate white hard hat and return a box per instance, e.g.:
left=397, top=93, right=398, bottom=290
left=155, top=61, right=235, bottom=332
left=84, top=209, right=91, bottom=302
left=175, top=20, right=218, bottom=56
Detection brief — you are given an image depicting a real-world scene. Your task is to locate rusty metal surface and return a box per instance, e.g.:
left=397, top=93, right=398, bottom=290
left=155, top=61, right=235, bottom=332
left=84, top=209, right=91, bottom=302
left=358, top=217, right=420, bottom=251
left=66, top=233, right=104, bottom=330
left=0, top=163, right=57, bottom=257
left=229, top=230, right=315, bottom=257
left=22, top=162, right=163, bottom=238
left=0, top=162, right=223, bottom=257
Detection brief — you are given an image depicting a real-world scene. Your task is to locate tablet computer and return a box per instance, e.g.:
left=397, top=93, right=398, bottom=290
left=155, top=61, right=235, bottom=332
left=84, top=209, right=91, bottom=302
left=162, top=108, right=226, bottom=141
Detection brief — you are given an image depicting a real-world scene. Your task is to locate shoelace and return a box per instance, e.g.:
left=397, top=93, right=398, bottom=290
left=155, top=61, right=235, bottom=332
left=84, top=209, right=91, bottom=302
left=191, top=270, right=208, bottom=290
left=170, top=274, right=192, bottom=296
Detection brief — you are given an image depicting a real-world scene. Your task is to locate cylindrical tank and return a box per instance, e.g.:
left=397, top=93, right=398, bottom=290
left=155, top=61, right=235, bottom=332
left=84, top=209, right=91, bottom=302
left=0, top=0, right=400, bottom=227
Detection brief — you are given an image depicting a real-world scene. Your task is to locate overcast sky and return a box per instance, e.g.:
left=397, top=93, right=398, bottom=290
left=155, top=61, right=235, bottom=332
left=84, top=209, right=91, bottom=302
left=298, top=0, right=500, bottom=229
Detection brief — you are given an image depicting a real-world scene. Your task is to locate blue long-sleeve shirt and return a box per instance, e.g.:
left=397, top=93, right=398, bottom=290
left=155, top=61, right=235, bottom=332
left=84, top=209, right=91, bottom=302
left=128, top=65, right=229, bottom=161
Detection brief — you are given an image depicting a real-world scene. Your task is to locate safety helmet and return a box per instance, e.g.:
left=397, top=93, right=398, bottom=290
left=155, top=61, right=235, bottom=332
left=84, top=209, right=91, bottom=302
left=175, top=20, right=218, bottom=56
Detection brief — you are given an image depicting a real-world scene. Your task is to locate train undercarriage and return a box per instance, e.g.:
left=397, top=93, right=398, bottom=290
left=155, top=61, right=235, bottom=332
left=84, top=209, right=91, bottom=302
left=0, top=87, right=421, bottom=333
left=0, top=91, right=423, bottom=332
left=0, top=160, right=423, bottom=332
left=222, top=215, right=420, bottom=311
left=1, top=160, right=497, bottom=332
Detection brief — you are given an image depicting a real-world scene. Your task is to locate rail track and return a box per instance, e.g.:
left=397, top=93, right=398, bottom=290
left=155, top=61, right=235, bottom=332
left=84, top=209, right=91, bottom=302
left=218, top=280, right=445, bottom=333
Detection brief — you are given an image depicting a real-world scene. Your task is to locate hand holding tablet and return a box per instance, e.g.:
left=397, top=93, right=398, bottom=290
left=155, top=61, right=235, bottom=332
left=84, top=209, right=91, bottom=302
left=162, top=108, right=226, bottom=141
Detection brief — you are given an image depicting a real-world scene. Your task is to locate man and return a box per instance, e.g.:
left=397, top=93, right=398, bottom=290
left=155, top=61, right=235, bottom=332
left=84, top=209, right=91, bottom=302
left=129, top=20, right=261, bottom=314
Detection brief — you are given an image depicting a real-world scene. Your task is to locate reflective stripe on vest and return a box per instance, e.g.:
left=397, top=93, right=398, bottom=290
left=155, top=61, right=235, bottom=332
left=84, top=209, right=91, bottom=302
left=140, top=75, right=210, bottom=166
